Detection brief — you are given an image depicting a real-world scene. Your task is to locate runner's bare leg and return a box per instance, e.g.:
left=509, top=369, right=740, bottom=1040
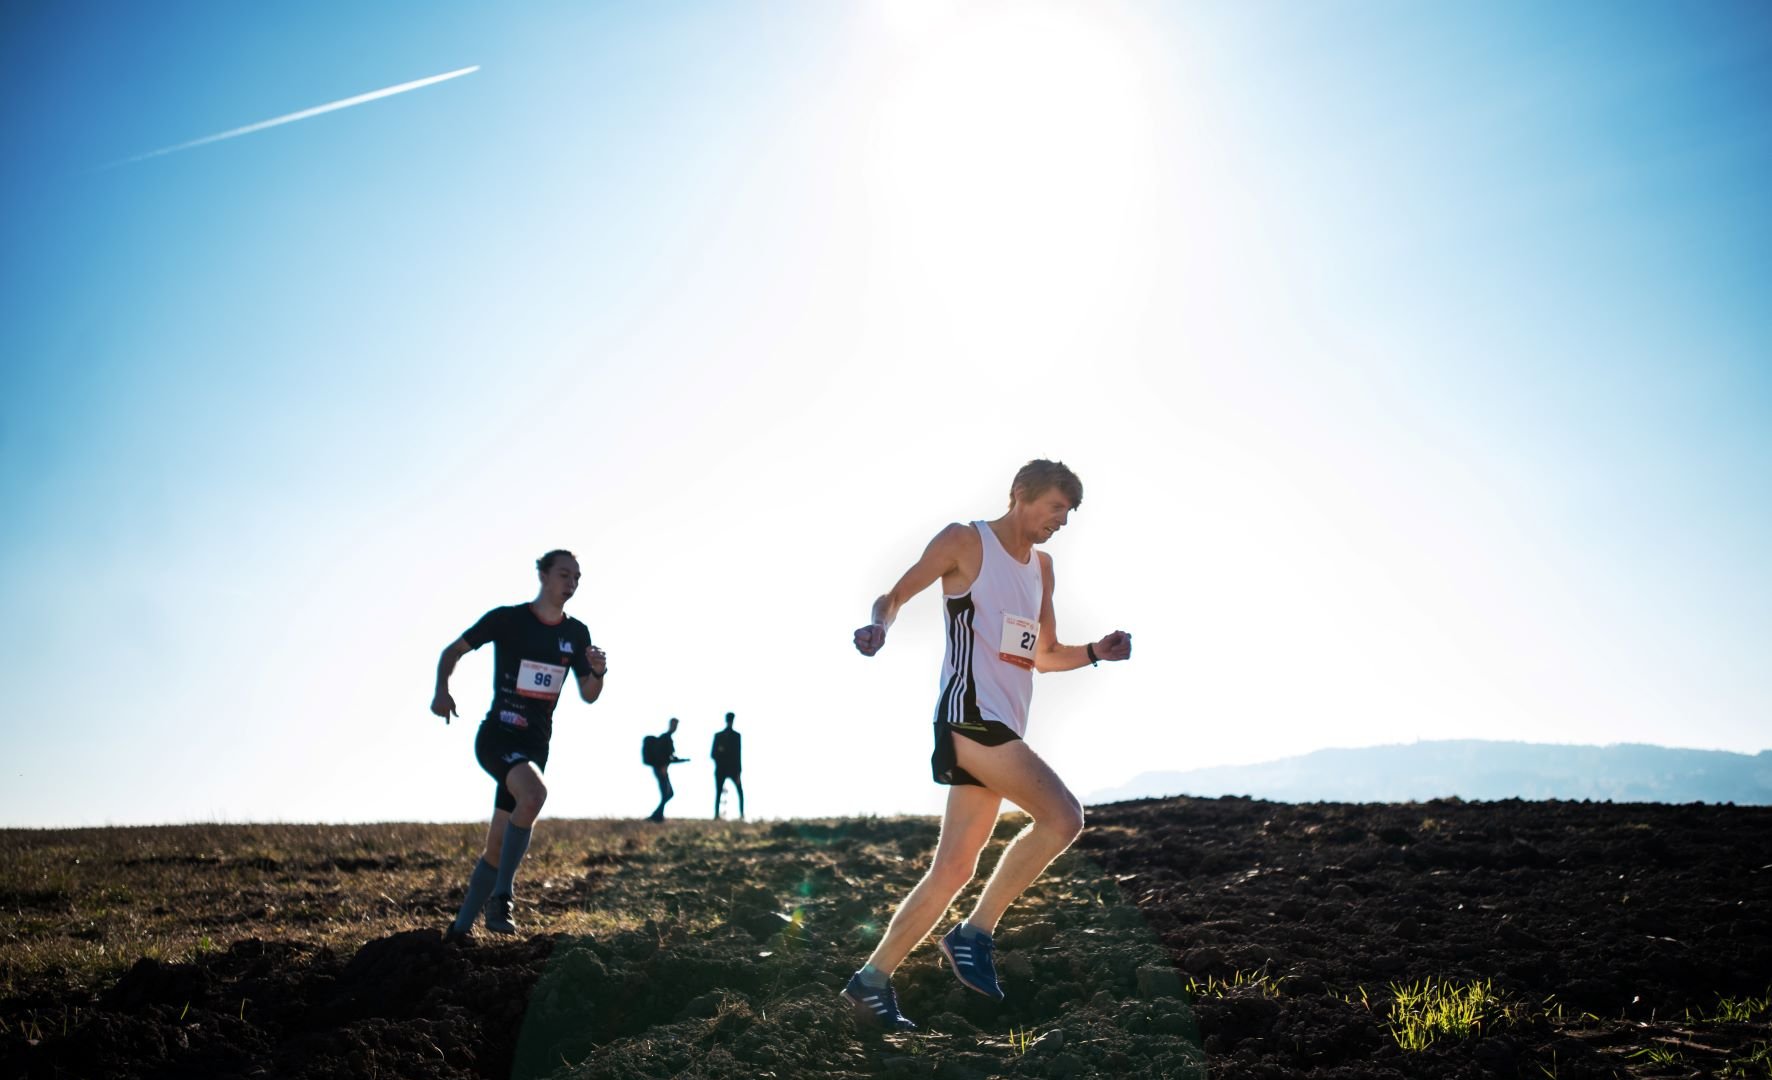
left=953, top=738, right=1085, bottom=934
left=503, top=762, right=548, bottom=827
left=865, top=783, right=1001, bottom=974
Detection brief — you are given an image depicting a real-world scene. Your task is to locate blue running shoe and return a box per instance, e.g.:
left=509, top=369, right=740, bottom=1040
left=940, top=924, right=1004, bottom=1001
left=842, top=972, right=917, bottom=1031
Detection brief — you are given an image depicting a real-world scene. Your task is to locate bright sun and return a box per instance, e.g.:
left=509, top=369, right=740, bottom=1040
left=868, top=2, right=1163, bottom=351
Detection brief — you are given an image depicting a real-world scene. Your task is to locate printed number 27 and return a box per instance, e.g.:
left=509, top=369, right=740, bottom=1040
left=1020, top=631, right=1035, bottom=650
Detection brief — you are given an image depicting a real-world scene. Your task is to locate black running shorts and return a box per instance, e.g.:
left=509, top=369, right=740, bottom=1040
left=475, top=723, right=550, bottom=812
left=931, top=719, right=1021, bottom=787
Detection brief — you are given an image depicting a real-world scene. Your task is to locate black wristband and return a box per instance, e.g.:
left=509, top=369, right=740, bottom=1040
left=591, top=668, right=607, bottom=680
left=1086, top=643, right=1099, bottom=666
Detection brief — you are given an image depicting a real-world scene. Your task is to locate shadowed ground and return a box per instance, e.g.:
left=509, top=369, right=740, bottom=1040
left=1, top=797, right=1767, bottom=1078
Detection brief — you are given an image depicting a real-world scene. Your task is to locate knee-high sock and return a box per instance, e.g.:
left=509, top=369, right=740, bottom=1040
left=451, top=858, right=497, bottom=933
left=492, top=822, right=532, bottom=897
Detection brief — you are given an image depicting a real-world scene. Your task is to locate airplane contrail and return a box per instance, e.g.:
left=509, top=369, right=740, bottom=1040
left=101, top=64, right=480, bottom=170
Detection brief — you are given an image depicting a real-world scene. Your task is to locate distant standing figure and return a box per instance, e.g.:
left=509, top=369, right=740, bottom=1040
left=645, top=717, right=690, bottom=822
left=712, top=712, right=744, bottom=819
left=432, top=549, right=607, bottom=939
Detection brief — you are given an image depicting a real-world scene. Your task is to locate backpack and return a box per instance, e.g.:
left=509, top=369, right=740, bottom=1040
left=641, top=735, right=663, bottom=767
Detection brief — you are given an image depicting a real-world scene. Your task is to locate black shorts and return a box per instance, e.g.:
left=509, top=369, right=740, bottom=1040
left=931, top=719, right=1022, bottom=787
left=475, top=723, right=550, bottom=812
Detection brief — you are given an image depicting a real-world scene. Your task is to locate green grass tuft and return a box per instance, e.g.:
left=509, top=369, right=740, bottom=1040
left=1384, top=977, right=1514, bottom=1051
left=1628, top=1045, right=1682, bottom=1067
left=1185, top=969, right=1284, bottom=999
left=1711, top=991, right=1772, bottom=1024
left=1722, top=1042, right=1772, bottom=1079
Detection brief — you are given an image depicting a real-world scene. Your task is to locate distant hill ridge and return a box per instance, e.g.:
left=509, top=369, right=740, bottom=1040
left=1087, top=739, right=1772, bottom=806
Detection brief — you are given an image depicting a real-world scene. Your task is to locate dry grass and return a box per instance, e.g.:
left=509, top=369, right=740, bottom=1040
left=0, top=817, right=891, bottom=994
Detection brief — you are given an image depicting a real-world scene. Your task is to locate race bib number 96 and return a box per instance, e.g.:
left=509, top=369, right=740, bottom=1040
left=516, top=659, right=568, bottom=699
left=998, top=614, right=1038, bottom=670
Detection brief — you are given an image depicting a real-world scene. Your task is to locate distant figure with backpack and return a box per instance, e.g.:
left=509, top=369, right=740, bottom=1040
left=643, top=717, right=689, bottom=822
left=711, top=712, right=744, bottom=819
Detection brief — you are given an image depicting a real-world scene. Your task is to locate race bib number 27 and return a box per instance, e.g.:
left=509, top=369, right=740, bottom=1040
left=516, top=659, right=568, bottom=699
left=998, top=614, right=1038, bottom=670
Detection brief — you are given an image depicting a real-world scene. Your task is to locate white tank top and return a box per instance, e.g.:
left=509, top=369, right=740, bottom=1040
left=934, top=521, right=1046, bottom=737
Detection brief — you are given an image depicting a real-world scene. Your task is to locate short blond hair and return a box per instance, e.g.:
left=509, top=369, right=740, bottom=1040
left=1010, top=459, right=1083, bottom=509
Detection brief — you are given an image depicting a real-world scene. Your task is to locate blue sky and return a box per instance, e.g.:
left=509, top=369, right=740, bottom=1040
left=2, top=1, right=1768, bottom=827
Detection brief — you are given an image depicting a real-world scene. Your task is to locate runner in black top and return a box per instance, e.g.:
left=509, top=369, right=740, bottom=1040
left=432, top=549, right=607, bottom=938
left=711, top=712, right=744, bottom=819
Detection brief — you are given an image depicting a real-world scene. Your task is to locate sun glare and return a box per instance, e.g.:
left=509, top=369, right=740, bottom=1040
left=868, top=3, right=1162, bottom=352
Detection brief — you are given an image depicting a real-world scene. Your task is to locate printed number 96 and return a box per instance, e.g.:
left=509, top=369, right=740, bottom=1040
left=1020, top=631, right=1035, bottom=650
left=533, top=672, right=553, bottom=687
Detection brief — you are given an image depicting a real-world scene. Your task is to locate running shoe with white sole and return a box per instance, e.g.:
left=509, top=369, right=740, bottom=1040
left=939, top=924, right=1004, bottom=1001
left=842, top=972, right=917, bottom=1031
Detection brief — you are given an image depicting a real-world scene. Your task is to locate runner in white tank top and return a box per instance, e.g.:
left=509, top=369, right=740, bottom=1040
left=935, top=520, right=1044, bottom=739
left=842, top=460, right=1133, bottom=1030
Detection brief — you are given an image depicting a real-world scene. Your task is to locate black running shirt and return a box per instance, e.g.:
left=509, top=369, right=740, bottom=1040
left=461, top=604, right=593, bottom=743
left=712, top=730, right=742, bottom=774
